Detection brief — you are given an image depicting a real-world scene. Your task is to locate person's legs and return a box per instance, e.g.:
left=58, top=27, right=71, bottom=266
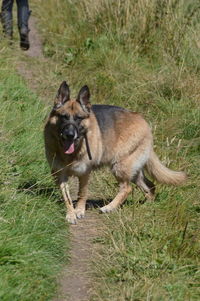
left=1, top=0, right=14, bottom=38
left=16, top=0, right=30, bottom=50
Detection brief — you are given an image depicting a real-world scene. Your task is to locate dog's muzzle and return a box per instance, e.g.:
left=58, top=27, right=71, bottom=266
left=61, top=124, right=78, bottom=140
left=60, top=122, right=91, bottom=159
left=60, top=123, right=78, bottom=154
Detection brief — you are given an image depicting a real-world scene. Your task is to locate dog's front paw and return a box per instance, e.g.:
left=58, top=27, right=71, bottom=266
left=66, top=213, right=77, bottom=224
left=99, top=204, right=115, bottom=214
left=75, top=208, right=85, bottom=219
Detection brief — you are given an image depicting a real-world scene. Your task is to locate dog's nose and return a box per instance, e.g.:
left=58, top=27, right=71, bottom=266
left=62, top=125, right=76, bottom=140
left=66, top=129, right=75, bottom=139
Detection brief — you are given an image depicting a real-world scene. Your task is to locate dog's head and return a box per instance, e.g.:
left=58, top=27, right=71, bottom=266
left=50, top=81, right=91, bottom=155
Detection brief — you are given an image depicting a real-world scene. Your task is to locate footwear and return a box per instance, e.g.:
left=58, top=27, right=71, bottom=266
left=18, top=8, right=31, bottom=51
left=19, top=25, right=30, bottom=50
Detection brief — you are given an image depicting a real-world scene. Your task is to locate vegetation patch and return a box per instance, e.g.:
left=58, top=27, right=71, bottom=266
left=0, top=50, right=69, bottom=301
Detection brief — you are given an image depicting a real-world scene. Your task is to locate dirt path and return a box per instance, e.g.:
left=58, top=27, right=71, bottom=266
left=55, top=210, right=101, bottom=301
left=17, top=16, right=103, bottom=301
left=26, top=17, right=43, bottom=58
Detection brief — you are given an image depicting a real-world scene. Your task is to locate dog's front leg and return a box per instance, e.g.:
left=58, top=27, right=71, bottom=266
left=60, top=181, right=77, bottom=224
left=75, top=174, right=90, bottom=219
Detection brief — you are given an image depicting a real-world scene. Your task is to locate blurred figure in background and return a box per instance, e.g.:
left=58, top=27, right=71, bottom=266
left=1, top=0, right=30, bottom=50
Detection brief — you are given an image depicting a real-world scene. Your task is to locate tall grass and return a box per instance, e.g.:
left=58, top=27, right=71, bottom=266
left=35, top=0, right=200, bottom=68
left=0, top=48, right=69, bottom=300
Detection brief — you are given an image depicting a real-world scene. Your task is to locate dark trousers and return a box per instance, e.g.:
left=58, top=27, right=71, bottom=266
left=1, top=0, right=29, bottom=36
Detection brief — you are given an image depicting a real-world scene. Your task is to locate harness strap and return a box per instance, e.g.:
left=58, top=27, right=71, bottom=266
left=84, top=133, right=92, bottom=160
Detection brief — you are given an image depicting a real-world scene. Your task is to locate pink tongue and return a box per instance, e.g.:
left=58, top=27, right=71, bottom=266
left=65, top=142, right=75, bottom=154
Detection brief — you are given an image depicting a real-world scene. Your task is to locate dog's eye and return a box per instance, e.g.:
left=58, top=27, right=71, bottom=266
left=74, top=115, right=85, bottom=121
left=62, top=114, right=70, bottom=120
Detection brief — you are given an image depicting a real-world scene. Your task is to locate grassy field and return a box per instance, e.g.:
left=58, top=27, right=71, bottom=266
left=0, top=0, right=200, bottom=300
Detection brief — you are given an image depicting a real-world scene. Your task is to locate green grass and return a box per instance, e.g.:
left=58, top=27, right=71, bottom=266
left=0, top=49, right=69, bottom=300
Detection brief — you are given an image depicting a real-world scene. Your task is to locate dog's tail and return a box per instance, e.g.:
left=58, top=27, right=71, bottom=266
left=146, top=150, right=187, bottom=185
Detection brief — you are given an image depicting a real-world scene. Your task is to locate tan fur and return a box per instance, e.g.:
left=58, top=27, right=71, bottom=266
left=146, top=150, right=187, bottom=185
left=44, top=82, right=187, bottom=224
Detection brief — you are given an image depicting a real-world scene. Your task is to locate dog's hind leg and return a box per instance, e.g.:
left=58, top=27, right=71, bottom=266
left=75, top=174, right=90, bottom=219
left=134, top=170, right=155, bottom=203
left=100, top=148, right=150, bottom=213
left=100, top=181, right=132, bottom=213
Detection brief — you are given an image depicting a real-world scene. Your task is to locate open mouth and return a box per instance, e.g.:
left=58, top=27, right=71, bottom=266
left=60, top=124, right=79, bottom=155
left=64, top=140, right=75, bottom=154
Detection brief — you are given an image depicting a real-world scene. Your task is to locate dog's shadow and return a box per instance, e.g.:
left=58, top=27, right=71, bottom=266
left=73, top=199, right=108, bottom=210
left=17, top=180, right=153, bottom=209
left=17, top=180, right=109, bottom=208
left=18, top=180, right=152, bottom=209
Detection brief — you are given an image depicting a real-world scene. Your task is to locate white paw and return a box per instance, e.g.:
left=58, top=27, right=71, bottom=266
left=99, top=205, right=115, bottom=214
left=66, top=213, right=77, bottom=224
left=75, top=208, right=85, bottom=219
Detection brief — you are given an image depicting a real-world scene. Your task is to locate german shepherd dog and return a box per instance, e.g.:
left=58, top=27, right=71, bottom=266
left=44, top=81, right=186, bottom=224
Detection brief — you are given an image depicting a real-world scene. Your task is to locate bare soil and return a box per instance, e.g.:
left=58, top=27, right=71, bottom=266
left=26, top=17, right=43, bottom=58
left=54, top=210, right=101, bottom=301
left=17, top=16, right=103, bottom=301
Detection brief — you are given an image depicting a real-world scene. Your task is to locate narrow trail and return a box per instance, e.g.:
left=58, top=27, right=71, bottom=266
left=17, top=16, right=45, bottom=91
left=55, top=210, right=102, bottom=301
left=17, top=16, right=103, bottom=301
left=26, top=17, right=43, bottom=58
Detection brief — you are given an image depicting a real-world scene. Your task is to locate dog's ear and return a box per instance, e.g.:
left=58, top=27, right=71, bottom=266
left=77, top=85, right=91, bottom=112
left=54, top=81, right=70, bottom=109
